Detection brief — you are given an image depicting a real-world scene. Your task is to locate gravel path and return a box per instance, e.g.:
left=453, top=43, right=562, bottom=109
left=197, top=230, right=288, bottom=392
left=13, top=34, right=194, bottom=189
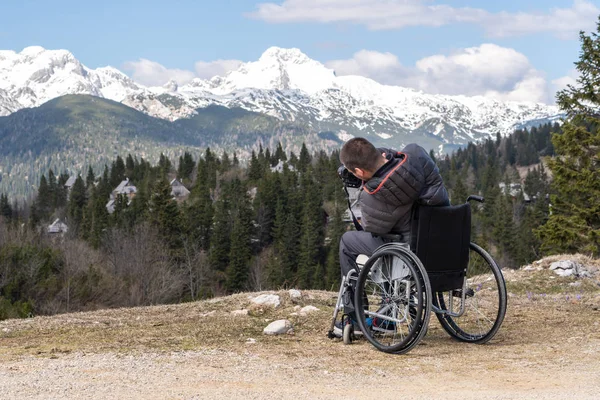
left=2, top=336, right=599, bottom=400
left=1, top=280, right=600, bottom=399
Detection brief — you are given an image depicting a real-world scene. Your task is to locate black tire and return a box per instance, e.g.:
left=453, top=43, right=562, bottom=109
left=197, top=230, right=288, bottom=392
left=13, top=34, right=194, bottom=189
left=433, top=243, right=507, bottom=343
left=354, top=244, right=431, bottom=354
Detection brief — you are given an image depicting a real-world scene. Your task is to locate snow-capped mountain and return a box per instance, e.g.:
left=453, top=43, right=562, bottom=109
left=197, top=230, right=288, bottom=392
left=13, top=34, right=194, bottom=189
left=0, top=46, right=144, bottom=111
left=0, top=46, right=561, bottom=151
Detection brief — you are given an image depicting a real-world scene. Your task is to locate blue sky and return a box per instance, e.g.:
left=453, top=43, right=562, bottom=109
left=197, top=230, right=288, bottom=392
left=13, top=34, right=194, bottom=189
left=1, top=0, right=598, bottom=103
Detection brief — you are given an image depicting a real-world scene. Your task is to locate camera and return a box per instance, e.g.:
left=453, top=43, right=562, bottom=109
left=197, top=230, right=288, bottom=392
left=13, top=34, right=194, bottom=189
left=337, top=166, right=362, bottom=188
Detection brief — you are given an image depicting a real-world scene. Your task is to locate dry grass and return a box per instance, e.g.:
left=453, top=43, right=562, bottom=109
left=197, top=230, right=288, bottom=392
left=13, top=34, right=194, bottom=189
left=1, top=254, right=599, bottom=378
left=1, top=263, right=600, bottom=399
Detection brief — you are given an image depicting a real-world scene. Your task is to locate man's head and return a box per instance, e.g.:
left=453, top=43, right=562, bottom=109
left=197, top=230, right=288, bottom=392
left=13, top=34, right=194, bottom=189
left=340, top=137, right=387, bottom=181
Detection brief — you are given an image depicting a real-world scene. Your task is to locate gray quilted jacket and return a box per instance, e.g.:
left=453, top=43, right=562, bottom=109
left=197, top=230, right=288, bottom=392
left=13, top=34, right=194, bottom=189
left=358, top=143, right=449, bottom=237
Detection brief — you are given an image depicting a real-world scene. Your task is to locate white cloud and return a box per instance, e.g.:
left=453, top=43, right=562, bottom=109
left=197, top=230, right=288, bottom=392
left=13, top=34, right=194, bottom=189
left=484, top=0, right=598, bottom=39
left=326, top=44, right=553, bottom=103
left=123, top=58, right=243, bottom=86
left=123, top=59, right=196, bottom=87
left=248, top=0, right=598, bottom=39
left=551, top=69, right=579, bottom=93
left=194, top=59, right=243, bottom=80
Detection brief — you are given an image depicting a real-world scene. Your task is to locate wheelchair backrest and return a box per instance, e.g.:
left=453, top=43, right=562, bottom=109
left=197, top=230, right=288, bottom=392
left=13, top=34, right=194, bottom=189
left=410, top=203, right=471, bottom=292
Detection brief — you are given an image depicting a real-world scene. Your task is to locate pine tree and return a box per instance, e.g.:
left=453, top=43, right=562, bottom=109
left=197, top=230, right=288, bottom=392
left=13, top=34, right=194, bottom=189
left=56, top=172, right=69, bottom=209
left=126, top=176, right=149, bottom=227
left=220, top=151, right=231, bottom=173
left=297, top=171, right=324, bottom=288
left=158, top=153, right=172, bottom=175
left=536, top=20, right=600, bottom=256
left=275, top=141, right=287, bottom=162
left=110, top=156, right=126, bottom=188
left=492, top=194, right=518, bottom=268
left=89, top=186, right=109, bottom=248
left=0, top=193, right=12, bottom=221
left=177, top=151, right=196, bottom=182
left=269, top=198, right=287, bottom=287
left=298, top=143, right=312, bottom=172
left=67, top=175, right=87, bottom=229
left=209, top=197, right=231, bottom=285
left=186, top=179, right=214, bottom=250
left=125, top=154, right=135, bottom=178
left=47, top=169, right=57, bottom=211
left=451, top=174, right=468, bottom=205
left=86, top=166, right=96, bottom=188
left=34, top=174, right=52, bottom=222
left=148, top=177, right=183, bottom=252
left=248, top=150, right=262, bottom=181
left=254, top=172, right=277, bottom=247
left=225, top=194, right=253, bottom=292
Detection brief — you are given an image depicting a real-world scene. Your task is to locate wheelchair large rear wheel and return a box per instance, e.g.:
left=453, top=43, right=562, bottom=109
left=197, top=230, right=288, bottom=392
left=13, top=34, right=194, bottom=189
left=354, top=245, right=432, bottom=354
left=433, top=243, right=507, bottom=343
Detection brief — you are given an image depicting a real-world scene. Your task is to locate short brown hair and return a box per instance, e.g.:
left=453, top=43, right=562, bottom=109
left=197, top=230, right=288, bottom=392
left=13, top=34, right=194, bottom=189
left=340, top=137, right=381, bottom=172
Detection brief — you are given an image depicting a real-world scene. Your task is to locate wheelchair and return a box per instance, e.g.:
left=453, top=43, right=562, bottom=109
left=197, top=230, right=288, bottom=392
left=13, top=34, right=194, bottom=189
left=328, top=195, right=508, bottom=354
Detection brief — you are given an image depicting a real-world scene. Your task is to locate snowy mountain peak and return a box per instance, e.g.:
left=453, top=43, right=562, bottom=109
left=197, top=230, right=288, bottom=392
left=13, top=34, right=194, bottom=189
left=20, top=45, right=48, bottom=57
left=259, top=46, right=313, bottom=64
left=0, top=46, right=144, bottom=114
left=195, top=46, right=336, bottom=95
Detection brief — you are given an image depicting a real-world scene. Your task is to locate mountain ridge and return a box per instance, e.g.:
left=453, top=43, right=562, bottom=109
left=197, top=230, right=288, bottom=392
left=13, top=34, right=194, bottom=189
left=1, top=46, right=561, bottom=152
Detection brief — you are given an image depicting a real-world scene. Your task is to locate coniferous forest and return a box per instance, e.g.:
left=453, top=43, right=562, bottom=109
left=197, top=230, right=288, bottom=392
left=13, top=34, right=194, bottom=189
left=0, top=125, right=557, bottom=319
left=2, top=21, right=600, bottom=321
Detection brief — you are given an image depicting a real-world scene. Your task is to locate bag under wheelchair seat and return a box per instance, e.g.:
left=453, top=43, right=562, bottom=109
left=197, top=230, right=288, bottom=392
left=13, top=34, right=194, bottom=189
left=410, top=203, right=471, bottom=292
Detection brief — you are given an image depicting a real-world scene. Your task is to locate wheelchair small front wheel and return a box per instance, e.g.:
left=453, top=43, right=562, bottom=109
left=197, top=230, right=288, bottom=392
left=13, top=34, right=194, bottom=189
left=433, top=242, right=507, bottom=343
left=343, top=323, right=353, bottom=344
left=354, top=245, right=432, bottom=354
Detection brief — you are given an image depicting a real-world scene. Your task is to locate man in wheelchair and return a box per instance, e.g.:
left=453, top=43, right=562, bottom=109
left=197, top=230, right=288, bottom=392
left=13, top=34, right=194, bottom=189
left=331, top=138, right=506, bottom=353
left=333, top=137, right=449, bottom=338
left=338, top=137, right=450, bottom=281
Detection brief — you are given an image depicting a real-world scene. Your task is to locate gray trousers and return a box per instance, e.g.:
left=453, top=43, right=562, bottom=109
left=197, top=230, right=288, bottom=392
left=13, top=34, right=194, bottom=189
left=339, top=231, right=410, bottom=278
left=338, top=231, right=385, bottom=278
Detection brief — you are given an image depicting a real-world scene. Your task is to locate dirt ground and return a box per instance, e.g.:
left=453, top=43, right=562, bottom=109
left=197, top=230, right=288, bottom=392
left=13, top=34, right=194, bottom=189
left=1, top=266, right=600, bottom=400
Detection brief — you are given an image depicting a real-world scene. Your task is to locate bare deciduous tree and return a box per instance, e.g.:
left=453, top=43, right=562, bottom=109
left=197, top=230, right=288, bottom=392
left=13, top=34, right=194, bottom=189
left=103, top=223, right=183, bottom=306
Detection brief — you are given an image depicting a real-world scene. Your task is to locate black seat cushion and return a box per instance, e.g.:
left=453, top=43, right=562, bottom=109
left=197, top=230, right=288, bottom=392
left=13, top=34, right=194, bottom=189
left=410, top=204, right=471, bottom=292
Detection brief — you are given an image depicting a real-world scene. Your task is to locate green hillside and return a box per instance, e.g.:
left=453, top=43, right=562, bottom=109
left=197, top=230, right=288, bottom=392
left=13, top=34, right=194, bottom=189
left=0, top=95, right=336, bottom=201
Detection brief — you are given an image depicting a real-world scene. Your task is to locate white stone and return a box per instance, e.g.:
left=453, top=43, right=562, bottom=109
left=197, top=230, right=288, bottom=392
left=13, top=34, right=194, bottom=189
left=231, top=309, right=249, bottom=316
left=299, top=305, right=319, bottom=315
left=549, top=260, right=591, bottom=278
left=251, top=294, right=281, bottom=308
left=293, top=305, right=301, bottom=311
left=2, top=328, right=10, bottom=333
left=555, top=268, right=574, bottom=277
left=289, top=289, right=302, bottom=300
left=246, top=338, right=257, bottom=344
left=550, top=260, right=576, bottom=270
left=263, top=319, right=293, bottom=335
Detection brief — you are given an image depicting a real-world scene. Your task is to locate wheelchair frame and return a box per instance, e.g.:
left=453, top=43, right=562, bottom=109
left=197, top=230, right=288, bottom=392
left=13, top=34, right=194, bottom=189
left=328, top=196, right=507, bottom=354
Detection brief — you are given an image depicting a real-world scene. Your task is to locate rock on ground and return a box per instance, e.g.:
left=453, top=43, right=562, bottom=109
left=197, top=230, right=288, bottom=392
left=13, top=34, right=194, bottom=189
left=251, top=294, right=281, bottom=308
left=299, top=306, right=319, bottom=315
left=263, top=319, right=293, bottom=335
